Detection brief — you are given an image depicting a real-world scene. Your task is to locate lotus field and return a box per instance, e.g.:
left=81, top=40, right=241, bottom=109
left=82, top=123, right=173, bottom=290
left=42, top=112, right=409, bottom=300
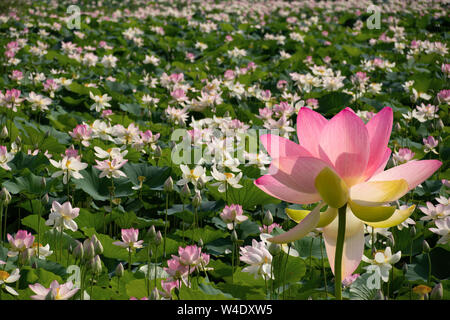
left=0, top=0, right=448, bottom=302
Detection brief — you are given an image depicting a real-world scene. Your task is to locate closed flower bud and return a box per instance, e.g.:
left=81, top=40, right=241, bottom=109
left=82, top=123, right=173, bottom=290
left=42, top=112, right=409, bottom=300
left=437, top=119, right=444, bottom=130
left=198, top=238, right=203, bottom=247
left=0, top=187, right=11, bottom=205
left=41, top=177, right=46, bottom=189
left=263, top=210, right=273, bottom=226
left=394, top=122, right=402, bottom=132
left=73, top=241, right=84, bottom=260
left=42, top=193, right=49, bottom=204
left=192, top=191, right=202, bottom=208
left=92, top=255, right=102, bottom=273
left=180, top=184, right=191, bottom=200
left=0, top=126, right=8, bottom=139
left=196, top=177, right=206, bottom=190
left=84, top=240, right=95, bottom=260
left=430, top=283, right=443, bottom=300
left=19, top=248, right=32, bottom=265
left=410, top=226, right=416, bottom=237
left=150, top=287, right=160, bottom=300
left=115, top=263, right=124, bottom=277
left=154, top=145, right=162, bottom=158
left=146, top=225, right=157, bottom=242
left=402, top=263, right=408, bottom=274
left=94, top=238, right=103, bottom=255
left=155, top=231, right=163, bottom=247
left=164, top=177, right=174, bottom=193
left=422, top=240, right=430, bottom=253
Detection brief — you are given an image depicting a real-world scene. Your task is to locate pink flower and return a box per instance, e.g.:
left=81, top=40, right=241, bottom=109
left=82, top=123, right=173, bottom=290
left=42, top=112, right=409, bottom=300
left=101, top=109, right=113, bottom=118
left=220, top=204, right=247, bottom=230
left=225, top=35, right=233, bottom=42
left=65, top=146, right=79, bottom=159
left=441, top=64, right=450, bottom=76
left=224, top=69, right=235, bottom=80
left=423, top=136, right=438, bottom=154
left=29, top=280, right=78, bottom=300
left=255, top=107, right=442, bottom=280
left=69, top=124, right=92, bottom=147
left=342, top=274, right=360, bottom=287
left=7, top=230, right=35, bottom=257
left=10, top=70, right=23, bottom=82
left=113, top=228, right=144, bottom=252
left=259, top=223, right=282, bottom=234
left=393, top=148, right=415, bottom=164
left=159, top=280, right=180, bottom=299
left=257, top=107, right=273, bottom=120
left=306, top=98, right=319, bottom=109
left=178, top=245, right=202, bottom=267
left=437, top=89, right=450, bottom=104
left=0, top=89, right=23, bottom=111
left=130, top=296, right=149, bottom=300
left=277, top=80, right=288, bottom=90
left=94, top=158, right=128, bottom=179
left=171, top=88, right=188, bottom=103
left=169, top=73, right=184, bottom=83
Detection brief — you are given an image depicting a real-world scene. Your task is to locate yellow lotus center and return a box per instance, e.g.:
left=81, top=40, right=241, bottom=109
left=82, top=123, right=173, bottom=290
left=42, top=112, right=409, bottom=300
left=55, top=287, right=62, bottom=300
left=0, top=270, right=10, bottom=281
left=413, top=285, right=431, bottom=295
left=224, top=172, right=233, bottom=179
left=189, top=169, right=199, bottom=179
left=107, top=148, right=112, bottom=153
left=263, top=256, right=270, bottom=264
left=66, top=160, right=71, bottom=167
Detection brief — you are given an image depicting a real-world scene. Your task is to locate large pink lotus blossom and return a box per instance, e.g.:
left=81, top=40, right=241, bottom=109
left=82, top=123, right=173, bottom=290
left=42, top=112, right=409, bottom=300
left=69, top=124, right=92, bottom=147
left=7, top=230, right=35, bottom=257
left=113, top=228, right=143, bottom=252
left=255, top=107, right=442, bottom=282
left=29, top=280, right=78, bottom=300
left=220, top=204, right=248, bottom=230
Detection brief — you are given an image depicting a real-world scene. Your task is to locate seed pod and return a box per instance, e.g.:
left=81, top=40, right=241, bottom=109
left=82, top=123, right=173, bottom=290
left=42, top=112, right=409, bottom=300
left=115, top=263, right=124, bottom=277
left=268, top=242, right=281, bottom=256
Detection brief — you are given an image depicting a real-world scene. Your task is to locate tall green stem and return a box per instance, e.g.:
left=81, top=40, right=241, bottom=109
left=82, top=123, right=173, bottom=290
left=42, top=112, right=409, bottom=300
left=163, top=193, right=169, bottom=257
left=334, top=204, right=347, bottom=300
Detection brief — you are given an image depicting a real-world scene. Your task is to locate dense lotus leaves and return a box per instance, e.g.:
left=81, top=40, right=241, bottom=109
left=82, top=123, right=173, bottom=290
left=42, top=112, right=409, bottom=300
left=121, top=163, right=171, bottom=190
left=2, top=169, right=56, bottom=196
left=73, top=167, right=135, bottom=201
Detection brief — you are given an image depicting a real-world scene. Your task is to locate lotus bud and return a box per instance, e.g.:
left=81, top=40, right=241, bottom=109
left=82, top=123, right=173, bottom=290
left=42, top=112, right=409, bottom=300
left=180, top=184, right=191, bottom=200
left=84, top=240, right=95, bottom=260
left=155, top=231, right=163, bottom=247
left=164, top=177, right=173, bottom=193
left=150, top=287, right=160, bottom=300
left=73, top=241, right=84, bottom=260
left=192, top=191, right=202, bottom=208
left=422, top=240, right=430, bottom=253
left=92, top=255, right=102, bottom=273
left=268, top=242, right=281, bottom=255
left=115, top=263, right=124, bottom=277
left=394, top=122, right=402, bottom=132
left=93, top=236, right=103, bottom=255
left=263, top=210, right=273, bottom=226
left=0, top=126, right=8, bottom=139
left=437, top=119, right=444, bottom=131
left=402, top=263, right=408, bottom=274
left=41, top=177, right=46, bottom=189
left=410, top=226, right=416, bottom=237
left=42, top=193, right=49, bottom=204
left=0, top=187, right=11, bottom=205
left=430, top=283, right=443, bottom=300
left=146, top=225, right=157, bottom=242
left=231, top=230, right=238, bottom=242
left=154, top=145, right=162, bottom=158
left=198, top=238, right=203, bottom=247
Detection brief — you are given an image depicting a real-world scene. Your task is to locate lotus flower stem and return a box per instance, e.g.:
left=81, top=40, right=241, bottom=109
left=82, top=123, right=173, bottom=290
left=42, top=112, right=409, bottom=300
left=0, top=204, right=3, bottom=245
left=334, top=204, right=347, bottom=300
left=163, top=193, right=169, bottom=257
left=309, top=237, right=314, bottom=278
left=320, top=234, right=328, bottom=299
left=2, top=205, right=7, bottom=243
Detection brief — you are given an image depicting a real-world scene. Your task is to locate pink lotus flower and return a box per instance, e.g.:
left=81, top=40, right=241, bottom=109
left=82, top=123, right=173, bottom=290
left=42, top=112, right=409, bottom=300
left=7, top=230, right=35, bottom=257
left=29, top=280, right=78, bottom=300
left=159, top=280, right=180, bottom=299
left=254, top=107, right=441, bottom=284
left=259, top=222, right=282, bottom=234
left=393, top=148, right=415, bottom=164
left=178, top=245, right=202, bottom=267
left=220, top=204, right=248, bottom=230
left=113, top=228, right=144, bottom=252
left=69, top=124, right=92, bottom=147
